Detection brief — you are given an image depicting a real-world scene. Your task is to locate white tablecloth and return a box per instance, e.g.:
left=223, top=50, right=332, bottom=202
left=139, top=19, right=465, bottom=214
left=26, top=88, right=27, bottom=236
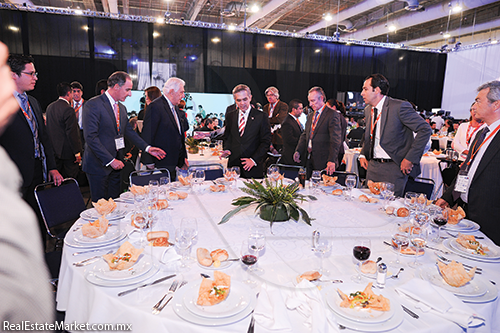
left=57, top=185, right=500, bottom=333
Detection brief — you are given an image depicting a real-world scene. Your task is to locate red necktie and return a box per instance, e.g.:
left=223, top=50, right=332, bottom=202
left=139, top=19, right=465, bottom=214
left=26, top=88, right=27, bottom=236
left=239, top=111, right=246, bottom=136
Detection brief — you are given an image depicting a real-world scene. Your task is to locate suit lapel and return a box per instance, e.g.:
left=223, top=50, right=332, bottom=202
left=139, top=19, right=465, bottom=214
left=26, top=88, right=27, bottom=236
left=472, top=129, right=500, bottom=182
left=101, top=95, right=118, bottom=134
left=241, top=108, right=256, bottom=139
left=311, top=106, right=328, bottom=139
left=379, top=97, right=390, bottom=136
left=163, top=96, right=181, bottom=136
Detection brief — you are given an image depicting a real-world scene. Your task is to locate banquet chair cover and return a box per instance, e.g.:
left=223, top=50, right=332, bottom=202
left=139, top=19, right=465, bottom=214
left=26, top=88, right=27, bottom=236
left=129, top=168, right=170, bottom=186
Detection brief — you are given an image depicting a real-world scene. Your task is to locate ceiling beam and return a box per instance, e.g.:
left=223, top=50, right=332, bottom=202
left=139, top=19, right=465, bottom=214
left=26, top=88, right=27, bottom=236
left=122, top=0, right=129, bottom=14
left=5, top=0, right=34, bottom=5
left=187, top=0, right=208, bottom=21
left=238, top=0, right=289, bottom=28
left=101, top=0, right=110, bottom=12
left=81, top=0, right=96, bottom=11
left=107, top=0, right=118, bottom=13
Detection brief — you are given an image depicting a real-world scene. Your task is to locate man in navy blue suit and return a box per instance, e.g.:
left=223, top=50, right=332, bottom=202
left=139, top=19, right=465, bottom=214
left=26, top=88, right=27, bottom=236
left=82, top=71, right=165, bottom=201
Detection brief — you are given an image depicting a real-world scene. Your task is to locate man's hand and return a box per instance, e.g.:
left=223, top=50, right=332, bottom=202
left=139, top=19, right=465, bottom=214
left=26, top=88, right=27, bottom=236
left=241, top=158, right=255, bottom=171
left=400, top=158, right=413, bottom=175
left=293, top=152, right=301, bottom=163
left=359, top=157, right=368, bottom=169
left=435, top=198, right=450, bottom=209
left=326, top=161, right=336, bottom=175
left=110, top=159, right=124, bottom=170
left=48, top=170, right=64, bottom=186
left=149, top=147, right=166, bottom=159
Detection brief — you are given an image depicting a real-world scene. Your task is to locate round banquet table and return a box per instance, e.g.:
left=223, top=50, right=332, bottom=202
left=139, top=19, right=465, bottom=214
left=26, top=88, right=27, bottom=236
left=57, top=183, right=500, bottom=333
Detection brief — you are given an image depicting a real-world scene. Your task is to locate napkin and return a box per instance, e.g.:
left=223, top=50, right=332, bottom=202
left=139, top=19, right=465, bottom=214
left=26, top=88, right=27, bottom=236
left=396, top=278, right=485, bottom=328
left=285, top=280, right=339, bottom=333
left=253, top=283, right=292, bottom=331
left=127, top=230, right=181, bottom=263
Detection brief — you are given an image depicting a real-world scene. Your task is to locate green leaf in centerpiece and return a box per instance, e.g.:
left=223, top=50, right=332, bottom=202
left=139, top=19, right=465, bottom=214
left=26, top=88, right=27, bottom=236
left=219, top=204, right=251, bottom=224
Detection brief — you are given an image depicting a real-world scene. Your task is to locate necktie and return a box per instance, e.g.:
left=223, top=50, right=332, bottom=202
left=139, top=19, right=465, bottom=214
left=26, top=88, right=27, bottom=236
left=74, top=102, right=81, bottom=124
left=239, top=111, right=246, bottom=136
left=113, top=102, right=120, bottom=132
left=171, top=106, right=181, bottom=134
left=369, top=107, right=378, bottom=159
left=296, top=118, right=303, bottom=131
left=310, top=111, right=320, bottom=136
left=19, top=94, right=40, bottom=158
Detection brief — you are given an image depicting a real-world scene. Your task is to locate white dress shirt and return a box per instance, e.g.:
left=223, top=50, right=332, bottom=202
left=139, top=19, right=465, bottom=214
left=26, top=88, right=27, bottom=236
left=372, top=96, right=391, bottom=159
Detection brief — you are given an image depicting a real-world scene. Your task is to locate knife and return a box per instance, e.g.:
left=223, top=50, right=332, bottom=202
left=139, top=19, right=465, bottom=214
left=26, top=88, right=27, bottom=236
left=401, top=305, right=419, bottom=319
left=118, top=274, right=176, bottom=297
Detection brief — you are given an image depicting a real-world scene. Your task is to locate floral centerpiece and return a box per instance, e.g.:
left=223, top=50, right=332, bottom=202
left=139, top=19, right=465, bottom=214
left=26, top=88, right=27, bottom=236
left=186, top=137, right=199, bottom=154
left=219, top=179, right=316, bottom=228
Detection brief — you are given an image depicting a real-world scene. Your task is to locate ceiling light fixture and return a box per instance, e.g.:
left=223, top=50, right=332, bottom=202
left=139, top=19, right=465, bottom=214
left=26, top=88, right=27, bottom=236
left=82, top=25, right=89, bottom=31
left=74, top=7, right=83, bottom=15
left=228, top=24, right=236, bottom=31
left=265, top=42, right=274, bottom=49
left=388, top=24, right=397, bottom=32
left=314, top=49, right=321, bottom=53
left=8, top=25, right=19, bottom=31
left=452, top=4, right=462, bottom=13
left=323, top=13, right=333, bottom=21
left=211, top=37, right=220, bottom=43
left=492, top=40, right=498, bottom=44
left=443, top=32, right=451, bottom=39
left=251, top=4, right=259, bottom=13
left=153, top=32, right=160, bottom=37
left=156, top=17, right=164, bottom=23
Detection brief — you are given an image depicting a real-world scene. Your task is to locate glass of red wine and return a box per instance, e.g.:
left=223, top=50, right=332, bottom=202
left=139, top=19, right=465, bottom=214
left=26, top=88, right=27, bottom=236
left=431, top=207, right=448, bottom=241
left=241, top=240, right=259, bottom=285
left=351, top=238, right=371, bottom=283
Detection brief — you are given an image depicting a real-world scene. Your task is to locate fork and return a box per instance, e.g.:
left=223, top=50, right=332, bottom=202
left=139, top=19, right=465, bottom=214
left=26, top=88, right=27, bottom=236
left=446, top=231, right=484, bottom=239
left=73, top=250, right=113, bottom=267
left=436, top=254, right=482, bottom=272
left=152, top=280, right=179, bottom=314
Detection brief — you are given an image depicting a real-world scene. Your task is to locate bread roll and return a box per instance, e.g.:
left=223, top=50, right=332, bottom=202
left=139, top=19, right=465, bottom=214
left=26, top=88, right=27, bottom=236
left=296, top=270, right=322, bottom=283
left=210, top=249, right=229, bottom=262
left=359, top=194, right=369, bottom=202
left=397, top=207, right=409, bottom=217
left=197, top=248, right=213, bottom=267
left=360, top=260, right=377, bottom=274
left=331, top=188, right=343, bottom=196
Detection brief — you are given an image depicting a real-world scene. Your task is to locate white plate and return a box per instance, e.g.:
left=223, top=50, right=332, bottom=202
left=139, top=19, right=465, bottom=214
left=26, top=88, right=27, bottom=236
left=443, top=219, right=480, bottom=232
left=73, top=224, right=123, bottom=245
left=449, top=239, right=500, bottom=260
left=197, top=260, right=233, bottom=270
left=170, top=181, right=191, bottom=191
left=81, top=208, right=126, bottom=221
left=443, top=239, right=500, bottom=262
left=119, top=192, right=134, bottom=203
left=389, top=245, right=425, bottom=257
left=215, top=177, right=231, bottom=185
left=85, top=263, right=159, bottom=287
left=326, top=283, right=395, bottom=324
left=93, top=254, right=153, bottom=281
left=183, top=280, right=251, bottom=319
left=458, top=278, right=498, bottom=303
left=173, top=282, right=257, bottom=326
left=418, top=266, right=487, bottom=297
left=65, top=229, right=127, bottom=248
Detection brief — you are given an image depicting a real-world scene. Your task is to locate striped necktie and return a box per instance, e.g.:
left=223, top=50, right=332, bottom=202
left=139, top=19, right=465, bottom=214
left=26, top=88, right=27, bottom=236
left=19, top=94, right=40, bottom=158
left=239, top=110, right=246, bottom=136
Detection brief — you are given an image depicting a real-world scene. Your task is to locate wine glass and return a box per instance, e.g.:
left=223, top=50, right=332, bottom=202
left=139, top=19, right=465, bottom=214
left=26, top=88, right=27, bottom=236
left=415, top=193, right=428, bottom=212
left=149, top=179, right=159, bottom=188
left=312, top=229, right=332, bottom=276
left=180, top=217, right=198, bottom=241
left=431, top=207, right=448, bottom=241
left=240, top=240, right=259, bottom=285
left=390, top=224, right=409, bottom=266
left=408, top=226, right=429, bottom=268
left=345, top=175, right=356, bottom=201
left=413, top=211, right=430, bottom=227
left=267, top=165, right=279, bottom=183
left=404, top=192, right=418, bottom=214
left=194, top=170, right=205, bottom=192
left=231, top=166, right=240, bottom=188
left=133, top=210, right=148, bottom=247
left=380, top=182, right=394, bottom=208
left=311, top=170, right=321, bottom=193
left=248, top=228, right=266, bottom=273
left=351, top=238, right=371, bottom=283
left=175, top=228, right=194, bottom=270
left=159, top=176, right=170, bottom=191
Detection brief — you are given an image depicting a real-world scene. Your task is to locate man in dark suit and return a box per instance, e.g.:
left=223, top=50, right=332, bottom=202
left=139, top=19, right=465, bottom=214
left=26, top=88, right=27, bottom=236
left=1, top=54, right=64, bottom=240
left=45, top=82, right=82, bottom=179
left=279, top=99, right=303, bottom=165
left=142, top=77, right=189, bottom=180
left=82, top=71, right=165, bottom=201
left=358, top=74, right=431, bottom=197
left=327, top=99, right=348, bottom=170
left=293, top=87, right=342, bottom=176
left=263, top=86, right=288, bottom=153
left=222, top=84, right=271, bottom=179
left=437, top=81, right=500, bottom=244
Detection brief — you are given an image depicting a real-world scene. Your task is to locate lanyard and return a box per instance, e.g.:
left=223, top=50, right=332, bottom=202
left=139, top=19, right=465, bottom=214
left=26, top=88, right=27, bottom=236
left=370, top=108, right=380, bottom=139
left=74, top=101, right=83, bottom=113
left=466, top=122, right=482, bottom=145
left=20, top=104, right=35, bottom=125
left=467, top=124, right=500, bottom=167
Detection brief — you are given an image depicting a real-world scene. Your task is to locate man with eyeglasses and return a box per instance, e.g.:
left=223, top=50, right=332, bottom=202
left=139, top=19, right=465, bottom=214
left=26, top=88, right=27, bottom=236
left=1, top=54, right=64, bottom=243
left=279, top=99, right=304, bottom=165
left=263, top=86, right=288, bottom=153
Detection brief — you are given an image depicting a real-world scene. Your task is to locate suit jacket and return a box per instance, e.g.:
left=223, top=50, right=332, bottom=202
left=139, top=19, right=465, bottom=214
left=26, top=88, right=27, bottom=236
left=263, top=100, right=288, bottom=146
left=82, top=94, right=148, bottom=176
left=442, top=127, right=500, bottom=244
left=223, top=107, right=271, bottom=178
left=46, top=99, right=82, bottom=159
left=0, top=95, right=57, bottom=187
left=360, top=97, right=431, bottom=178
left=295, top=105, right=342, bottom=170
left=141, top=95, right=187, bottom=171
left=280, top=114, right=302, bottom=166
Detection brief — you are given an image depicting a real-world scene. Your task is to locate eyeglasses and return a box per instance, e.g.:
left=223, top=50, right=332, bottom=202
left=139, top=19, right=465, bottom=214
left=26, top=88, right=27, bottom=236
left=21, top=71, right=38, bottom=78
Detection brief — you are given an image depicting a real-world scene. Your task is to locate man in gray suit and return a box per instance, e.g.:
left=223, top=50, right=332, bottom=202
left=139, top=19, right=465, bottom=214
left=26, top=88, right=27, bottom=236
left=82, top=71, right=165, bottom=201
left=293, top=86, right=342, bottom=176
left=359, top=74, right=431, bottom=196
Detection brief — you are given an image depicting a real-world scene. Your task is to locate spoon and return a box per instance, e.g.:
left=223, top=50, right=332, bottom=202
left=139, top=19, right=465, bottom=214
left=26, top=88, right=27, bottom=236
left=376, top=257, right=383, bottom=263
left=390, top=267, right=404, bottom=279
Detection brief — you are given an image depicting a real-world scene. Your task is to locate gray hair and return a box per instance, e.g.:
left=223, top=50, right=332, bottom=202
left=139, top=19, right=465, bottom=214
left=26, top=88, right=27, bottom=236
left=107, top=71, right=131, bottom=88
left=477, top=80, right=500, bottom=103
left=308, top=86, right=326, bottom=102
left=163, top=77, right=185, bottom=94
left=265, top=86, right=279, bottom=98
left=232, top=84, right=251, bottom=96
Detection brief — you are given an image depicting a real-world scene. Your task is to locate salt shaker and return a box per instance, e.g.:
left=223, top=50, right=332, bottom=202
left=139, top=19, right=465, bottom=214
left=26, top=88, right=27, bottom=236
left=376, top=263, right=387, bottom=289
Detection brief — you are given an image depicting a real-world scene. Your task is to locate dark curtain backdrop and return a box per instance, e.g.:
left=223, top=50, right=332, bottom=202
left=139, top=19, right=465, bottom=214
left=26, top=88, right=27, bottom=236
left=1, top=8, right=446, bottom=113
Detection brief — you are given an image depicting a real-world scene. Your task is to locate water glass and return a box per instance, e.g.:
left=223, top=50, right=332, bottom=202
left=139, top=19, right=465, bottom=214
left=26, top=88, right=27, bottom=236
left=404, top=192, right=418, bottom=213
left=149, top=179, right=159, bottom=188
left=175, top=228, right=193, bottom=270
left=312, top=229, right=332, bottom=276
left=159, top=176, right=170, bottom=190
left=267, top=165, right=279, bottom=183
left=345, top=175, right=356, bottom=201
left=408, top=226, right=429, bottom=268
left=380, top=182, right=394, bottom=208
left=311, top=170, right=321, bottom=193
left=193, top=170, right=205, bottom=192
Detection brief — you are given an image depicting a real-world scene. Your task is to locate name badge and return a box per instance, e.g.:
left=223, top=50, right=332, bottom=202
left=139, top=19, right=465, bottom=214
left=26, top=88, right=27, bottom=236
left=454, top=171, right=469, bottom=193
left=115, top=135, right=125, bottom=150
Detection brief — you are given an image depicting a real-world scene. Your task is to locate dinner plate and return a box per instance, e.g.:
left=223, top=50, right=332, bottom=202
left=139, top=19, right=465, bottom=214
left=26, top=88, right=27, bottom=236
left=458, top=278, right=498, bottom=303
left=448, top=238, right=500, bottom=260
left=173, top=282, right=257, bottom=326
left=170, top=181, right=191, bottom=191
left=73, top=224, right=123, bottom=245
left=215, top=177, right=233, bottom=185
left=355, top=263, right=397, bottom=280
left=418, top=266, right=487, bottom=297
left=443, top=239, right=500, bottom=262
left=326, top=283, right=396, bottom=324
left=85, top=263, right=159, bottom=287
left=442, top=219, right=480, bottom=232
left=64, top=229, right=127, bottom=248
left=81, top=207, right=126, bottom=221
left=197, top=260, right=233, bottom=270
left=183, top=280, right=251, bottom=319
left=119, top=192, right=134, bottom=203
left=93, top=254, right=153, bottom=281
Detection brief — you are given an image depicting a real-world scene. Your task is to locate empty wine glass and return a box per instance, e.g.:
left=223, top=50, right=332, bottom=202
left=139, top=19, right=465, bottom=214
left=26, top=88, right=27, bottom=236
left=193, top=170, right=205, bottom=192
left=351, top=238, right=371, bottom=283
left=390, top=224, right=409, bottom=266
left=180, top=217, right=198, bottom=241
left=133, top=210, right=148, bottom=247
left=345, top=175, right=356, bottom=201
left=231, top=166, right=240, bottom=188
left=149, top=179, right=159, bottom=188
left=241, top=240, right=259, bottom=285
left=380, top=182, right=394, bottom=208
left=415, top=193, right=428, bottom=212
left=311, top=170, right=321, bottom=193
left=267, top=165, right=279, bottom=183
left=248, top=229, right=266, bottom=274
left=413, top=211, right=430, bottom=227
left=175, top=228, right=194, bottom=270
left=408, top=226, right=429, bottom=268
left=159, top=176, right=170, bottom=190
left=404, top=192, right=418, bottom=213
left=312, top=229, right=332, bottom=276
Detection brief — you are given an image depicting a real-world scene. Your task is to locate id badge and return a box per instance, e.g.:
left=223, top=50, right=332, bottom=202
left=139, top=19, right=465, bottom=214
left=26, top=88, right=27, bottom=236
left=454, top=170, right=469, bottom=193
left=115, top=135, right=125, bottom=150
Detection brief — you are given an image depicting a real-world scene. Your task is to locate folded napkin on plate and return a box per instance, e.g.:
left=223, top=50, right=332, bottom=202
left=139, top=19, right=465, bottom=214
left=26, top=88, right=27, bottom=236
left=127, top=230, right=180, bottom=263
left=285, top=280, right=339, bottom=333
left=396, top=278, right=485, bottom=328
left=253, top=283, right=292, bottom=331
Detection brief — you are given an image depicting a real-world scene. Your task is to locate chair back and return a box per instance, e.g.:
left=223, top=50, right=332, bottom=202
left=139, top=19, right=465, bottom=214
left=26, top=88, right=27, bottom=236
left=129, top=168, right=170, bottom=186
left=187, top=164, right=224, bottom=181
left=321, top=170, right=359, bottom=187
left=271, top=164, right=302, bottom=180
left=34, top=178, right=86, bottom=239
left=403, top=177, right=435, bottom=199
